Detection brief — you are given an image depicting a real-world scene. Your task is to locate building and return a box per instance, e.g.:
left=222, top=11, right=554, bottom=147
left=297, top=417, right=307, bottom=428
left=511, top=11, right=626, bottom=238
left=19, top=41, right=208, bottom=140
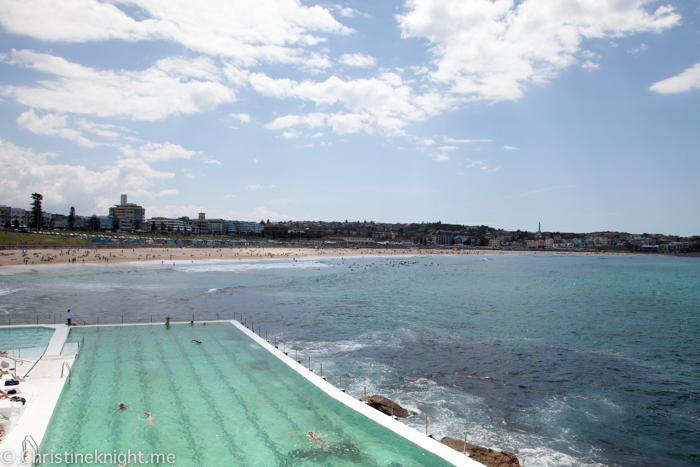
left=264, top=224, right=288, bottom=238
left=0, top=206, right=10, bottom=227
left=147, top=217, right=190, bottom=233
left=488, top=238, right=501, bottom=247
left=196, top=213, right=209, bottom=234
left=10, top=208, right=28, bottom=227
left=108, top=195, right=145, bottom=231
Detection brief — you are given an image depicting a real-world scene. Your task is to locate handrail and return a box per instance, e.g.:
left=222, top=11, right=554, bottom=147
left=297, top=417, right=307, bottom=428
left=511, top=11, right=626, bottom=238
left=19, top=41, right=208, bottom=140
left=60, top=362, right=71, bottom=378
left=22, top=434, right=38, bottom=464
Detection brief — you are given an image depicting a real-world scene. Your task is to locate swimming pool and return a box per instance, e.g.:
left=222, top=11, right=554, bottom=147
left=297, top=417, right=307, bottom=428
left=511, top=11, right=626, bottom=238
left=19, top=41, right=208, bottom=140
left=0, top=326, right=55, bottom=359
left=40, top=323, right=458, bottom=466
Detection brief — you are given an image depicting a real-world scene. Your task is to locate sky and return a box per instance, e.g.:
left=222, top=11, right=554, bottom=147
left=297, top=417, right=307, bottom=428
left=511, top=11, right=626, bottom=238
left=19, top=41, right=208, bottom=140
left=0, top=0, right=698, bottom=236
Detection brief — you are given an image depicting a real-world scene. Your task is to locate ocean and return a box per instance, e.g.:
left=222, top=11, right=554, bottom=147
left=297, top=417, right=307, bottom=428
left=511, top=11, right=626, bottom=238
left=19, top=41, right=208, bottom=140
left=1, top=253, right=698, bottom=466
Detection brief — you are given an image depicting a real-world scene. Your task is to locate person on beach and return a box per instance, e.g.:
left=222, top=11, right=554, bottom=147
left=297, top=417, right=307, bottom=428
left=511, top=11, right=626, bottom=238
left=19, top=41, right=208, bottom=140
left=144, top=412, right=154, bottom=426
left=66, top=309, right=72, bottom=326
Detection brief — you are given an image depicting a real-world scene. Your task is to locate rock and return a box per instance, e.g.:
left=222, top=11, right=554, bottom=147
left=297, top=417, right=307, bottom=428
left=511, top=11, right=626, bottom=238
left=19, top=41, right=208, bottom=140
left=359, top=395, right=417, bottom=418
left=440, top=437, right=520, bottom=467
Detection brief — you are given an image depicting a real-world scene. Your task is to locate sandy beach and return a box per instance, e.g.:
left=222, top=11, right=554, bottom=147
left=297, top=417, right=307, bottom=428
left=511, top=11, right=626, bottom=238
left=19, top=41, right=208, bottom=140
left=0, top=245, right=633, bottom=267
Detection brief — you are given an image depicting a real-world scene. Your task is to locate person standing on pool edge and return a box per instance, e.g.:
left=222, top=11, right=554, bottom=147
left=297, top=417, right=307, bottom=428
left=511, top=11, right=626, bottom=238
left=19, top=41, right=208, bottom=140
left=66, top=309, right=72, bottom=326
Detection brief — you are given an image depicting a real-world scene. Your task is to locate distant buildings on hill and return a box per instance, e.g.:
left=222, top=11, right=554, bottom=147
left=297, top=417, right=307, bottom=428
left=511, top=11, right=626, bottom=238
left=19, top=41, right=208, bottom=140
left=1, top=196, right=698, bottom=253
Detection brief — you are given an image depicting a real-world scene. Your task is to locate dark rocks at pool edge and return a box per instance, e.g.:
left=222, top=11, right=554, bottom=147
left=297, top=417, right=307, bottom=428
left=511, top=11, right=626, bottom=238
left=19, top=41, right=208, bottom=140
left=360, top=395, right=417, bottom=418
left=440, top=437, right=521, bottom=467
left=360, top=395, right=520, bottom=466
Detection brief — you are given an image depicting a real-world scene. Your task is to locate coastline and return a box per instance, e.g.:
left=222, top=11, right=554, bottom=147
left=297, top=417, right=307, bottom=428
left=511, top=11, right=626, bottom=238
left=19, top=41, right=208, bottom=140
left=0, top=245, right=639, bottom=268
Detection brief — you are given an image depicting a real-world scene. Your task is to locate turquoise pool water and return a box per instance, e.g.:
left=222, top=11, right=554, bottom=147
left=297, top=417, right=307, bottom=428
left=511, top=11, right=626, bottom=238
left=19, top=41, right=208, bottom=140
left=40, top=323, right=454, bottom=466
left=0, top=326, right=54, bottom=358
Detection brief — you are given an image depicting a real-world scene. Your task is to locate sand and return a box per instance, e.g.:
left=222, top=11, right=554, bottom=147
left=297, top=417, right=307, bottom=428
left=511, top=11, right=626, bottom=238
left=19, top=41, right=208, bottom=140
left=0, top=245, right=633, bottom=267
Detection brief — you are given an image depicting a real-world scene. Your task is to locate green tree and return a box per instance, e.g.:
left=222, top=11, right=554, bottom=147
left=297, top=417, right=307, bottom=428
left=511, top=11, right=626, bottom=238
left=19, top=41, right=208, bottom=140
left=30, top=193, right=43, bottom=230
left=160, top=221, right=166, bottom=234
left=111, top=216, right=120, bottom=232
left=3, top=220, right=9, bottom=229
left=68, top=207, right=76, bottom=229
left=89, top=215, right=100, bottom=231
left=151, top=221, right=156, bottom=233
left=134, top=219, right=141, bottom=231
left=13, top=219, right=19, bottom=229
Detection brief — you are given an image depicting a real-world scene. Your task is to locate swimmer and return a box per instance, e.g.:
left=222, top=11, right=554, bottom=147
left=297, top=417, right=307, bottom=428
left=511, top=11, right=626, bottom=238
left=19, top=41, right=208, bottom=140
left=192, top=339, right=202, bottom=344
left=308, top=432, right=328, bottom=449
left=190, top=320, right=194, bottom=325
left=144, top=412, right=154, bottom=426
left=116, top=403, right=128, bottom=410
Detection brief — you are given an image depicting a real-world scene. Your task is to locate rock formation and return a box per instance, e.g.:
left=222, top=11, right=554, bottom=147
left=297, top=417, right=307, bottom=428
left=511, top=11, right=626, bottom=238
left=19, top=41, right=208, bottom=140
left=440, top=437, right=520, bottom=467
left=359, top=395, right=417, bottom=418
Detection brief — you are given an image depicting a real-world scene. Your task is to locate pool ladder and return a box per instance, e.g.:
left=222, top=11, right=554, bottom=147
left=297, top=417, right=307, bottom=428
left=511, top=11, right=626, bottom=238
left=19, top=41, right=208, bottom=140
left=60, top=362, right=72, bottom=385
left=22, top=434, right=38, bottom=465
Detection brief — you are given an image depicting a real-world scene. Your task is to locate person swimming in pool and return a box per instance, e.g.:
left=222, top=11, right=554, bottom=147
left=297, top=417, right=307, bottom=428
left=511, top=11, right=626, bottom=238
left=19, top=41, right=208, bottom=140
left=192, top=339, right=202, bottom=344
left=116, top=403, right=128, bottom=410
left=144, top=412, right=154, bottom=426
left=309, top=432, right=328, bottom=449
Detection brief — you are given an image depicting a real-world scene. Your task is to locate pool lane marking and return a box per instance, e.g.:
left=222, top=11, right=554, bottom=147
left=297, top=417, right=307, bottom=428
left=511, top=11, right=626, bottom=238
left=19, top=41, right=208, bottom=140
left=200, top=330, right=323, bottom=467
left=125, top=330, right=140, bottom=451
left=164, top=331, right=244, bottom=466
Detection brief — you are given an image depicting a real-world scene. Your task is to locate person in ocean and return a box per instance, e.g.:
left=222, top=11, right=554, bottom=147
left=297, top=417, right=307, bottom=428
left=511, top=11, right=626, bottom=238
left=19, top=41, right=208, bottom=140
left=144, top=412, right=154, bottom=426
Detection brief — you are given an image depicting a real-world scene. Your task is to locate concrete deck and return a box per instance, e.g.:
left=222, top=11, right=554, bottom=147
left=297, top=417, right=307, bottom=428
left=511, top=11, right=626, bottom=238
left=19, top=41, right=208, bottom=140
left=0, top=325, right=75, bottom=466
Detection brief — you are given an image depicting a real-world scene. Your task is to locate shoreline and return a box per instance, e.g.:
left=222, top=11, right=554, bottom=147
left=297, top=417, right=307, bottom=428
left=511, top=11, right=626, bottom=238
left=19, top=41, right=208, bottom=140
left=0, top=245, right=643, bottom=268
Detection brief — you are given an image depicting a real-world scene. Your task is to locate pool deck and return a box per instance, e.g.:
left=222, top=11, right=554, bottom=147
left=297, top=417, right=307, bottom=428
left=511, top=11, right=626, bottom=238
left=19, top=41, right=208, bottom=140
left=230, top=320, right=480, bottom=467
left=0, top=325, right=75, bottom=467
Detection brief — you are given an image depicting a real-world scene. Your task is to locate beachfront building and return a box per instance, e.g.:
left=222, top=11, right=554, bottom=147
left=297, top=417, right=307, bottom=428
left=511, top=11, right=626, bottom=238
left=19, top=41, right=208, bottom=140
left=108, top=195, right=145, bottom=231
left=0, top=205, right=10, bottom=227
left=10, top=208, right=29, bottom=227
left=147, top=217, right=190, bottom=234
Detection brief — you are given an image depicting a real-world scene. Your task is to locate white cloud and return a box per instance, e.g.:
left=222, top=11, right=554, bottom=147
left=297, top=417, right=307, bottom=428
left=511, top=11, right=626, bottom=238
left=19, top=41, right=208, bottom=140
left=438, top=145, right=458, bottom=152
left=464, top=158, right=484, bottom=168
left=309, top=132, right=324, bottom=138
left=147, top=205, right=204, bottom=218
left=650, top=63, right=700, bottom=94
left=503, top=145, right=520, bottom=150
left=0, top=0, right=352, bottom=69
left=252, top=73, right=455, bottom=136
left=397, top=0, right=681, bottom=101
left=230, top=113, right=251, bottom=123
left=185, top=173, right=194, bottom=179
left=444, top=137, right=492, bottom=143
left=627, top=43, right=648, bottom=54
left=203, top=159, right=222, bottom=165
left=0, top=138, right=174, bottom=213
left=126, top=141, right=200, bottom=162
left=338, top=53, right=377, bottom=68
left=282, top=129, right=303, bottom=139
left=224, top=194, right=237, bottom=198
left=429, top=152, right=450, bottom=161
left=251, top=205, right=288, bottom=222
left=245, top=184, right=262, bottom=190
left=418, top=138, right=436, bottom=146
left=1, top=50, right=238, bottom=120
left=16, top=109, right=103, bottom=147
left=582, top=60, right=600, bottom=72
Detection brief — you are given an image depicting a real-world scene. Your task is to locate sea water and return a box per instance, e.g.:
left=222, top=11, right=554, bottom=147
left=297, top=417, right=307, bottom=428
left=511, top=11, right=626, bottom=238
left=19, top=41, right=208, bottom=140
left=1, top=254, right=699, bottom=466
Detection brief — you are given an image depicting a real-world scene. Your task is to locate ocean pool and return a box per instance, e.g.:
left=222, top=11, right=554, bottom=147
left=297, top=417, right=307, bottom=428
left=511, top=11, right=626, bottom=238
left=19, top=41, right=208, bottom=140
left=40, top=322, right=456, bottom=466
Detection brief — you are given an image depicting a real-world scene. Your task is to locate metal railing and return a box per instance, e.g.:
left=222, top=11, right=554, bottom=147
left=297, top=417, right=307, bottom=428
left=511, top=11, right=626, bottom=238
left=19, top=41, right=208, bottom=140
left=22, top=434, right=38, bottom=465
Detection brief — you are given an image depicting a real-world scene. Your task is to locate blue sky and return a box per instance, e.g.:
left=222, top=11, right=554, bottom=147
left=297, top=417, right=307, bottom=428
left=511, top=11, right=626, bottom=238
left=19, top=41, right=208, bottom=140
left=0, top=0, right=698, bottom=235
